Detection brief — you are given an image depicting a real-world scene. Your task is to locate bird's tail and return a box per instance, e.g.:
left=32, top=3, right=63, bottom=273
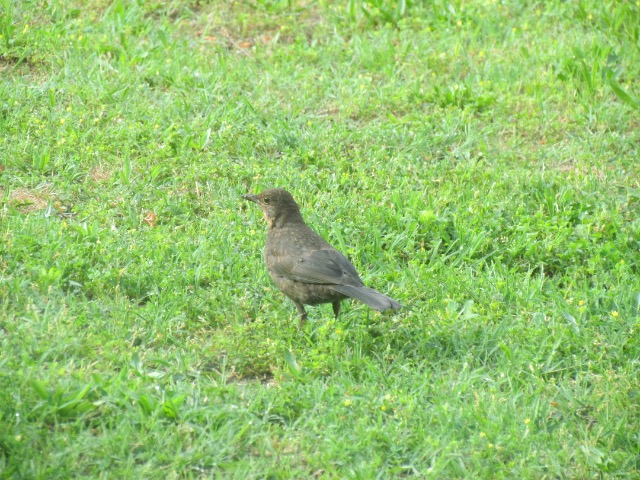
left=332, top=285, right=401, bottom=311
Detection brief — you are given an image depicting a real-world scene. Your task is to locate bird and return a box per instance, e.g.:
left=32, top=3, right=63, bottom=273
left=242, top=188, right=401, bottom=324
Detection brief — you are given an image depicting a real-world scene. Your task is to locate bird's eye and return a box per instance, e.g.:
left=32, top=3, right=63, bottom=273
left=263, top=197, right=270, bottom=204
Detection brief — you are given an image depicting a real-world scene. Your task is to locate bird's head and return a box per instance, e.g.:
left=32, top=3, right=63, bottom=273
left=242, top=188, right=302, bottom=228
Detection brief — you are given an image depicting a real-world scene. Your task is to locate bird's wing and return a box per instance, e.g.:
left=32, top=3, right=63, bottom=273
left=270, top=249, right=363, bottom=287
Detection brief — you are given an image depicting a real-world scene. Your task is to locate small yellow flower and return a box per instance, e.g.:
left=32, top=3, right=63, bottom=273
left=488, top=443, right=494, bottom=449
left=578, top=300, right=585, bottom=306
left=343, top=399, right=352, bottom=407
left=381, top=405, right=387, bottom=411
left=524, top=418, right=531, bottom=424
left=611, top=311, right=619, bottom=318
left=60, top=118, right=65, bottom=124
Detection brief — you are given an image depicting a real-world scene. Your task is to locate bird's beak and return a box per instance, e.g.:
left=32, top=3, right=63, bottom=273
left=242, top=193, right=259, bottom=203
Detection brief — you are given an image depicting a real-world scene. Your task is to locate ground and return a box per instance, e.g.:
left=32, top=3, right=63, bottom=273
left=1, top=0, right=639, bottom=478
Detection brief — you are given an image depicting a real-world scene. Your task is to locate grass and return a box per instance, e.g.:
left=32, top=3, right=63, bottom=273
left=1, top=0, right=640, bottom=477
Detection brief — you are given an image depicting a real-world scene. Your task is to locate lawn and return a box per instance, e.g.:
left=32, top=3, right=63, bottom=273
left=1, top=0, right=639, bottom=478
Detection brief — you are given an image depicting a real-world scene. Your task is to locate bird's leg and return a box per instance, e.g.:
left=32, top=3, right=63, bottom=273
left=332, top=301, right=341, bottom=319
left=294, top=302, right=308, bottom=327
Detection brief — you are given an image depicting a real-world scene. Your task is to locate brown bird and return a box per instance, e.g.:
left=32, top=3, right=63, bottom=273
left=242, top=188, right=401, bottom=324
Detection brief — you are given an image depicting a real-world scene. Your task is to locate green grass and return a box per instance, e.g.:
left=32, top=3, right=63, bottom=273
left=2, top=0, right=640, bottom=477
